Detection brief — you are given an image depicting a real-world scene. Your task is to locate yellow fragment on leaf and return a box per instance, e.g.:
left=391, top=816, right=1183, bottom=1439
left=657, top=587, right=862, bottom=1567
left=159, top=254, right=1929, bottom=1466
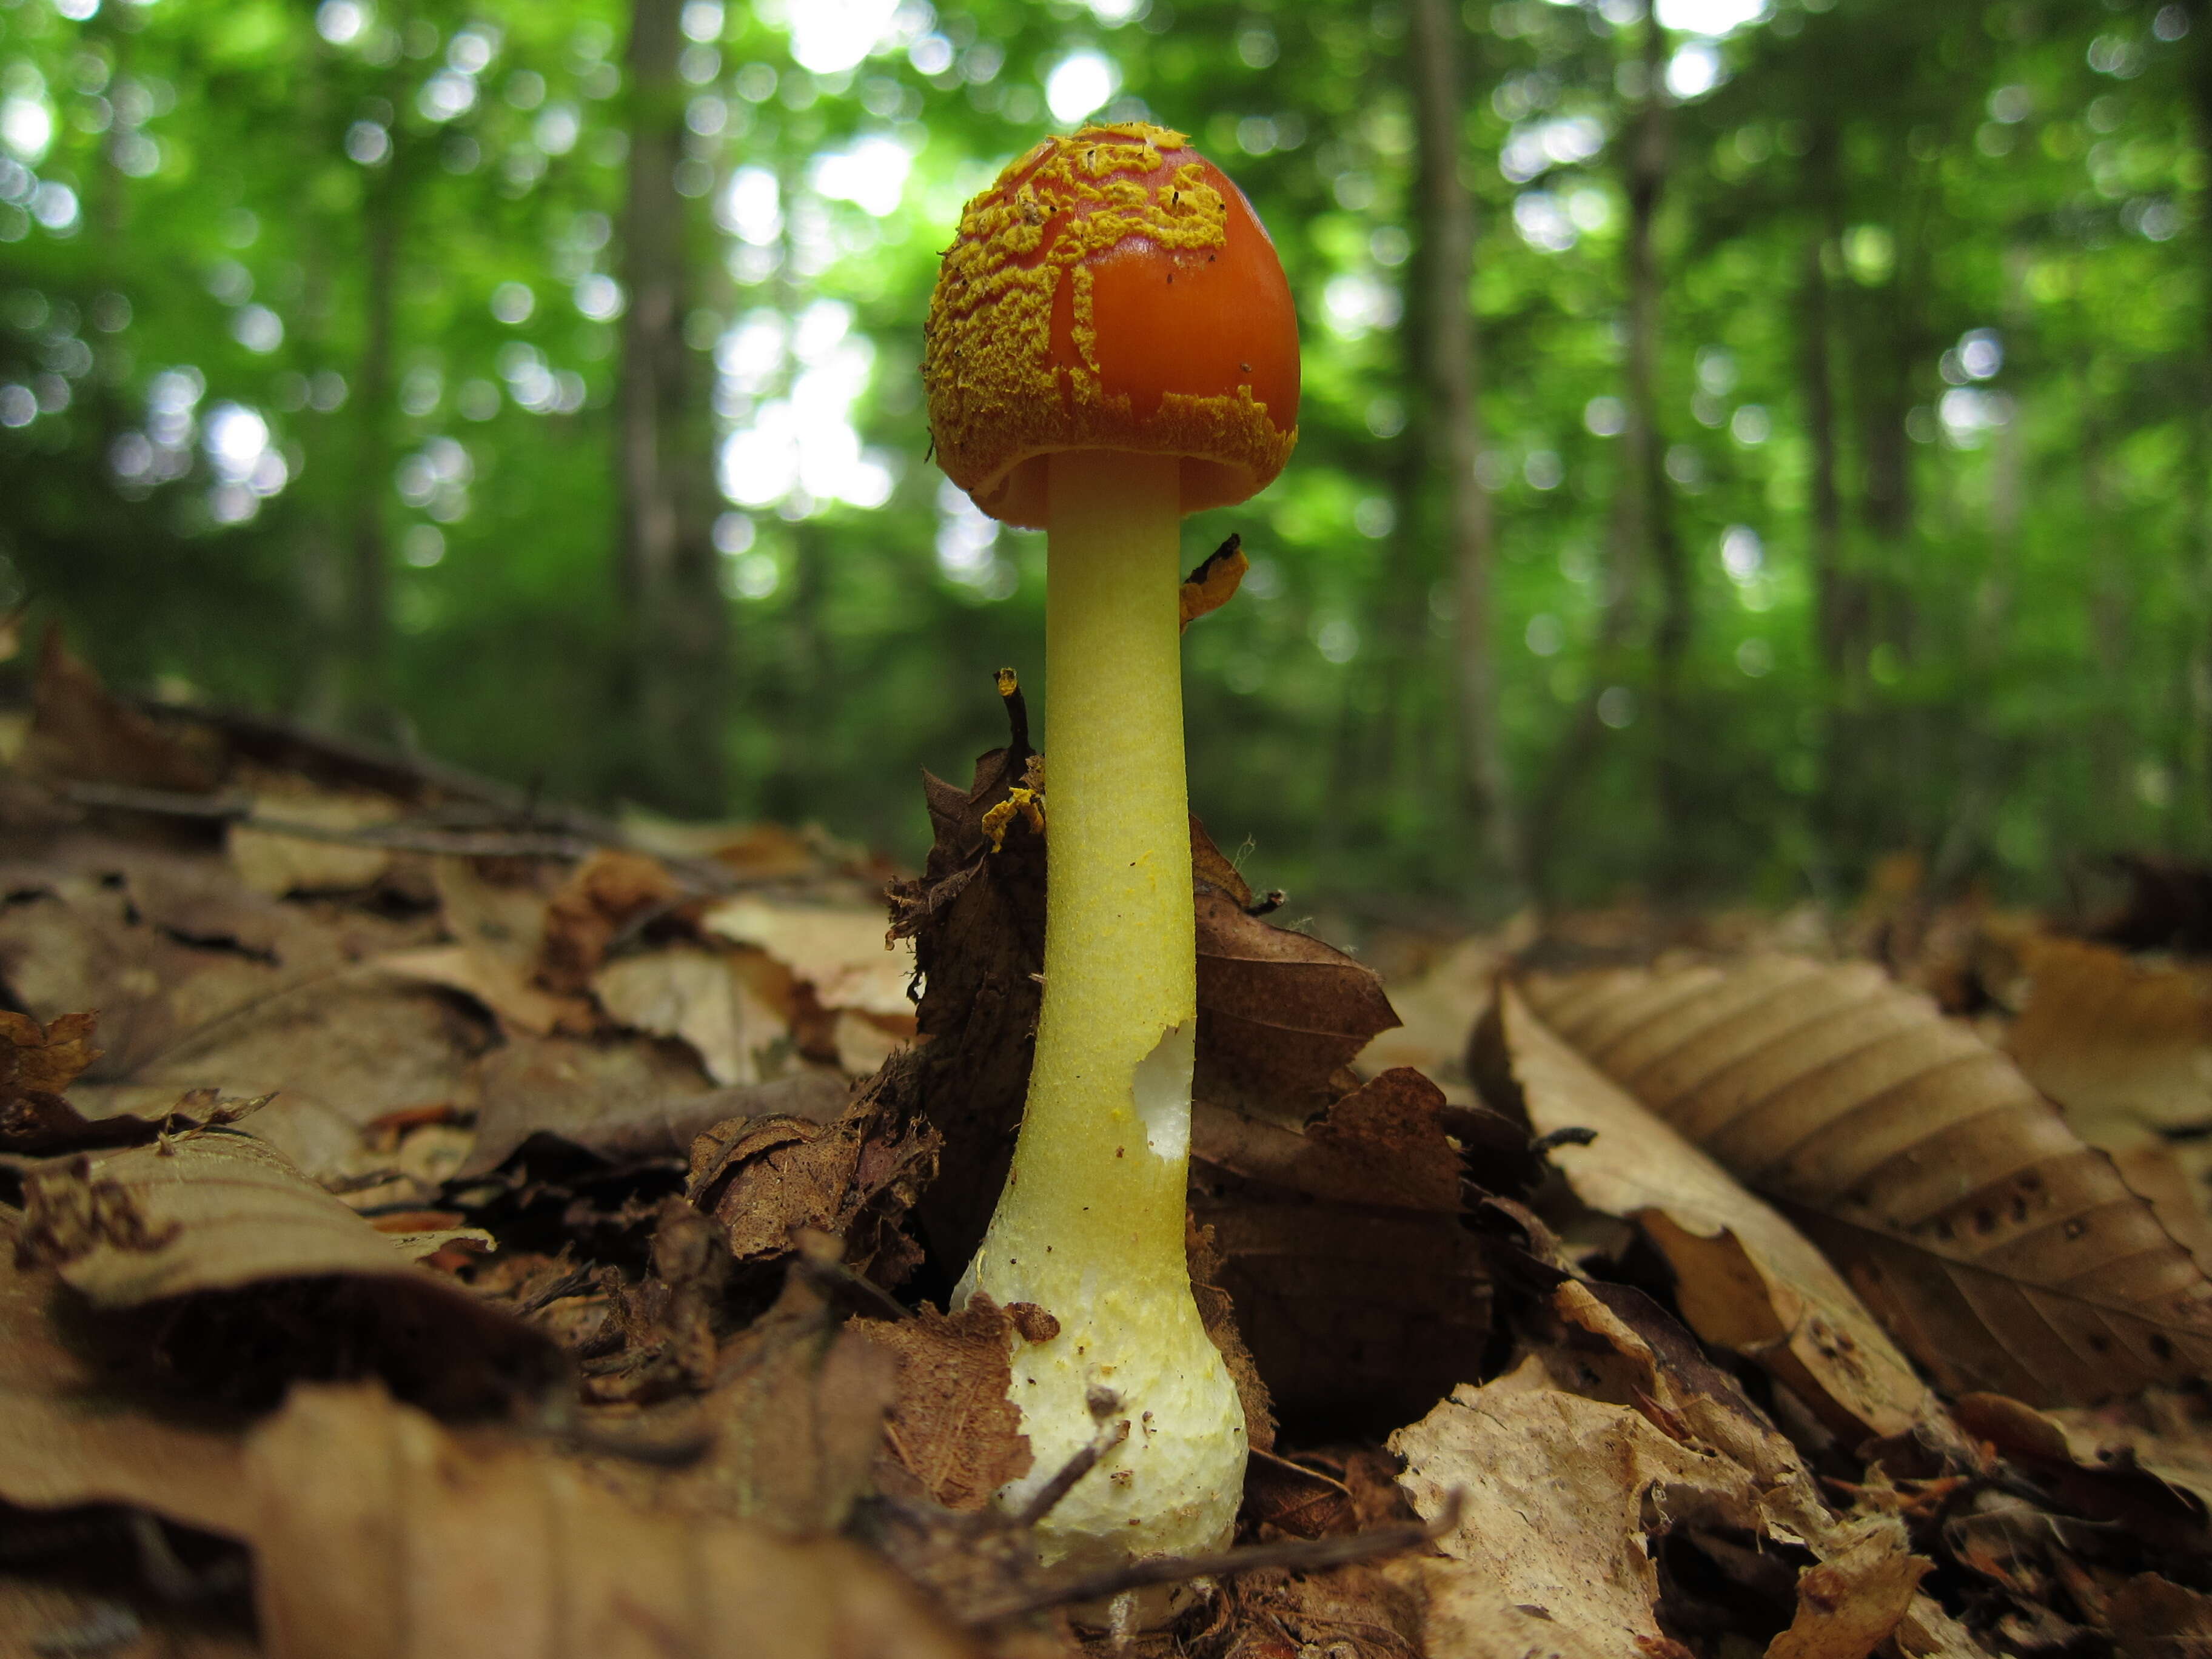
left=1179, top=535, right=1248, bottom=633
left=980, top=786, right=1044, bottom=851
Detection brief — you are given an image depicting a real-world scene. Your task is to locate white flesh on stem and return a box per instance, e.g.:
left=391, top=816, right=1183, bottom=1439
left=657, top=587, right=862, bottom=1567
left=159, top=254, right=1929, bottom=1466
left=957, top=448, right=1245, bottom=1569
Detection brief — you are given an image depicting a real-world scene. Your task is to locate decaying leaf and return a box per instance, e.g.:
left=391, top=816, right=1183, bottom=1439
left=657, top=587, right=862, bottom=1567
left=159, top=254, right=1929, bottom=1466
left=1523, top=956, right=2212, bottom=1406
left=688, top=1066, right=939, bottom=1283
left=590, top=945, right=786, bottom=1086
left=703, top=896, right=918, bottom=1024
left=1396, top=1279, right=1924, bottom=1659
left=13, top=1130, right=555, bottom=1411
left=0, top=1245, right=252, bottom=1538
left=375, top=942, right=586, bottom=1038
left=459, top=1031, right=795, bottom=1177
left=1191, top=1068, right=1493, bottom=1430
left=537, top=848, right=686, bottom=994
left=227, top=788, right=400, bottom=896
left=1194, top=886, right=1401, bottom=1114
left=2004, top=935, right=2212, bottom=1147
left=24, top=627, right=223, bottom=795
left=859, top=1296, right=1033, bottom=1512
left=1178, top=534, right=1247, bottom=632
left=244, top=1383, right=977, bottom=1659
left=1481, top=982, right=1932, bottom=1440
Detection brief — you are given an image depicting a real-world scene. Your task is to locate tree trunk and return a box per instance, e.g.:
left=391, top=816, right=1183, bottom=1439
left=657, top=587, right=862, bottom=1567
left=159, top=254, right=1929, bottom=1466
left=1407, top=0, right=1524, bottom=901
left=617, top=0, right=729, bottom=814
left=1527, top=11, right=1674, bottom=899
left=346, top=124, right=401, bottom=735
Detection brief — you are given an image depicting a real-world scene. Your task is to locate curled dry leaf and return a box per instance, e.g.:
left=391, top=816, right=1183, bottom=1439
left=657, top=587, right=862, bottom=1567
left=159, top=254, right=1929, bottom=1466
left=688, top=1067, right=939, bottom=1284
left=0, top=1247, right=251, bottom=1538
left=704, top=896, right=917, bottom=1024
left=1481, top=984, right=1932, bottom=1440
left=857, top=1295, right=1033, bottom=1512
left=537, top=848, right=685, bottom=994
left=1521, top=956, right=2212, bottom=1407
left=2003, top=936, right=2212, bottom=1147
left=227, top=788, right=400, bottom=897
left=590, top=944, right=788, bottom=1087
left=0, top=1008, right=104, bottom=1152
left=244, top=1383, right=977, bottom=1659
left=1395, top=1279, right=1925, bottom=1659
left=14, top=1130, right=555, bottom=1412
left=1193, top=886, right=1400, bottom=1114
left=24, top=626, right=224, bottom=795
left=1190, top=1067, right=1492, bottom=1431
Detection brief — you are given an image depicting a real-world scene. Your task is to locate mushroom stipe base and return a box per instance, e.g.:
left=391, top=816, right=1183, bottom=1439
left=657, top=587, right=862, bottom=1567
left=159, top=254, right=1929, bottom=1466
left=955, top=449, right=1246, bottom=1568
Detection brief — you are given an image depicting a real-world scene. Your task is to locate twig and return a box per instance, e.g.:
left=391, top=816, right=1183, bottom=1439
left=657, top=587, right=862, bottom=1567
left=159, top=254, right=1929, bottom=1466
left=970, top=1489, right=1467, bottom=1623
left=1012, top=1415, right=1131, bottom=1530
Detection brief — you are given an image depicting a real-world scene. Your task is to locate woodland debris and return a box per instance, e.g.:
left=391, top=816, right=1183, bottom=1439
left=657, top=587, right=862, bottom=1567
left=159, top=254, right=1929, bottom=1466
left=1480, top=981, right=1933, bottom=1440
left=1522, top=955, right=2212, bottom=1405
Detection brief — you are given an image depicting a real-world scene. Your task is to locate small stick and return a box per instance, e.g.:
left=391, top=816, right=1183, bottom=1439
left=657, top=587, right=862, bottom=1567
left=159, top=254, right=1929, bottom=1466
left=972, top=1489, right=1467, bottom=1624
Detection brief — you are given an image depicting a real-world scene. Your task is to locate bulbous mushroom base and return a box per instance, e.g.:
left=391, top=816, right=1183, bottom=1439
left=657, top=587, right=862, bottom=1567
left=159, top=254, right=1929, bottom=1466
left=962, top=1255, right=1246, bottom=1569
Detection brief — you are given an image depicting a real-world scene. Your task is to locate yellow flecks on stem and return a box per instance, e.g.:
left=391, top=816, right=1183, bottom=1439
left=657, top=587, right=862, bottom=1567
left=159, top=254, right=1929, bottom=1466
left=1178, top=534, right=1248, bottom=632
left=923, top=123, right=1243, bottom=510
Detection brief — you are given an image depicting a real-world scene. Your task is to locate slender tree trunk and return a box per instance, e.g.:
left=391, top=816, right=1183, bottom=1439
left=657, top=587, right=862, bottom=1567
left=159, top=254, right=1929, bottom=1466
left=618, top=0, right=729, bottom=813
left=347, top=127, right=401, bottom=734
left=1407, top=0, right=1523, bottom=900
left=1527, top=12, right=1674, bottom=900
left=2185, top=0, right=2212, bottom=836
left=1797, top=130, right=1847, bottom=683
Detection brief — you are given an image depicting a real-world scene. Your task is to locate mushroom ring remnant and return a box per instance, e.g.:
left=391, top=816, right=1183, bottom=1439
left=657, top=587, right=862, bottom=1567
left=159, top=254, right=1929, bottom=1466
left=924, top=124, right=1301, bottom=1575
left=923, top=121, right=1300, bottom=531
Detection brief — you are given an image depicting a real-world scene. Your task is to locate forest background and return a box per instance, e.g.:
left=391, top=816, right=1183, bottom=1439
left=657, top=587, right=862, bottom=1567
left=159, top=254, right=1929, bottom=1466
left=0, top=0, right=2204, bottom=927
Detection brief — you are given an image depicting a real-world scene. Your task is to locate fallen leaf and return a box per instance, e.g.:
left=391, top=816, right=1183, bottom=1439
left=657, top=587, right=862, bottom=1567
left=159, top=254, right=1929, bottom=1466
left=1398, top=1279, right=1923, bottom=1659
left=688, top=1066, right=939, bottom=1284
left=591, top=945, right=787, bottom=1085
left=703, top=896, right=917, bottom=1022
left=1190, top=1069, right=1492, bottom=1431
left=375, top=942, right=586, bottom=1038
left=2102, top=1573, right=2212, bottom=1655
left=227, top=789, right=400, bottom=896
left=1193, top=887, right=1401, bottom=1114
left=1481, top=982, right=1932, bottom=1440
left=1178, top=534, right=1247, bottom=631
left=23, top=628, right=223, bottom=795
left=858, top=1296, right=1033, bottom=1512
left=1523, top=956, right=2212, bottom=1406
left=659, top=1270, right=901, bottom=1534
left=2005, top=936, right=2212, bottom=1143
left=0, top=1244, right=252, bottom=1538
left=461, top=1037, right=845, bottom=1176
left=537, top=848, right=685, bottom=994
left=14, top=1130, right=557, bottom=1412
left=243, top=1383, right=978, bottom=1659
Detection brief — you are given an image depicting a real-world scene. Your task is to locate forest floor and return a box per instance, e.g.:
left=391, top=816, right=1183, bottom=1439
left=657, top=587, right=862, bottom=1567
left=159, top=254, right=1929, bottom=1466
left=2, top=626, right=2211, bottom=1659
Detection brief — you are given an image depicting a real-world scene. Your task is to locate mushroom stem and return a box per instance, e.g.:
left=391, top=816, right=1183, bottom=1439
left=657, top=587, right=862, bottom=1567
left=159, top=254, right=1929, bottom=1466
left=960, top=447, right=1244, bottom=1566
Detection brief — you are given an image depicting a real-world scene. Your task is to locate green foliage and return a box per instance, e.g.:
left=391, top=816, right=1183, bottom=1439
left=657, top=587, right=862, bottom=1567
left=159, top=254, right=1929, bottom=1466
left=0, top=0, right=2205, bottom=917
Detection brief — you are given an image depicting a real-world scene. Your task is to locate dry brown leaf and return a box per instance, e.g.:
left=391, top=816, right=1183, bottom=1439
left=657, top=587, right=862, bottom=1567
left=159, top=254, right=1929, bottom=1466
left=1397, top=1355, right=1772, bottom=1658
left=703, top=896, right=917, bottom=1022
left=243, top=1383, right=977, bottom=1659
left=537, top=848, right=685, bottom=994
left=0, top=1245, right=251, bottom=1538
left=374, top=942, right=585, bottom=1038
left=2005, top=936, right=2212, bottom=1145
left=1177, top=534, right=1247, bottom=631
left=2102, top=1574, right=2212, bottom=1655
left=1951, top=1390, right=2212, bottom=1546
left=1190, top=1069, right=1491, bottom=1430
left=1398, top=1280, right=1923, bottom=1659
left=590, top=945, right=786, bottom=1085
left=1523, top=956, right=2212, bottom=1406
left=688, top=1068, right=939, bottom=1283
left=227, top=789, right=399, bottom=896
left=1193, top=888, right=1400, bottom=1112
left=857, top=1296, right=1033, bottom=1512
left=657, top=1272, right=900, bottom=1533
left=460, top=1036, right=843, bottom=1177
left=13, top=1131, right=554, bottom=1411
left=1484, top=984, right=1931, bottom=1440
left=24, top=628, right=223, bottom=794
left=0, top=1573, right=260, bottom=1659
left=0, top=1008, right=104, bottom=1152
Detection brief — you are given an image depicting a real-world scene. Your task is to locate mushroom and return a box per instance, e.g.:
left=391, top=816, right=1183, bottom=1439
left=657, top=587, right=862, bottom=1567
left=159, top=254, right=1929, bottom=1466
left=922, top=123, right=1300, bottom=1568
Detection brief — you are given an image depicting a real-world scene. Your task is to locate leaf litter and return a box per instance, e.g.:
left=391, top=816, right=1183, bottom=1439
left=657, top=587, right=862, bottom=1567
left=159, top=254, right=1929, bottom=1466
left=0, top=642, right=2211, bottom=1654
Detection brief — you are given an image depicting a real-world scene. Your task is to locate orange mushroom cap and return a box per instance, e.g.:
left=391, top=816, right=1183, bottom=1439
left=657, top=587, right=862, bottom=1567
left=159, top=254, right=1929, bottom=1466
left=923, top=122, right=1301, bottom=530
